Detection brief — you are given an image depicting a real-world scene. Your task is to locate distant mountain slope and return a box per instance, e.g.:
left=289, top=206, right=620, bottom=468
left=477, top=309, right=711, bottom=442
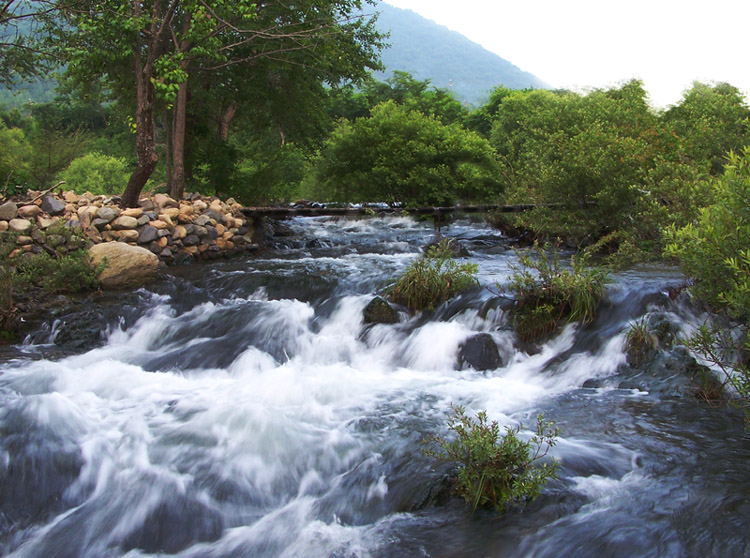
left=373, top=2, right=548, bottom=105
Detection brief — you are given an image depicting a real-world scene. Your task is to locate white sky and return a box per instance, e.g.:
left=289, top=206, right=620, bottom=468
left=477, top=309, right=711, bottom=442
left=382, top=0, right=750, bottom=108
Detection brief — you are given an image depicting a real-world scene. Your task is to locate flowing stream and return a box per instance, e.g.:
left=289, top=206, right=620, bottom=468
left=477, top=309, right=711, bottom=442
left=0, top=216, right=748, bottom=558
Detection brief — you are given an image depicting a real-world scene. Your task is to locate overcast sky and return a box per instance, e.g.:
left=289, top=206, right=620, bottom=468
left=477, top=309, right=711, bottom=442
left=382, top=0, right=750, bottom=108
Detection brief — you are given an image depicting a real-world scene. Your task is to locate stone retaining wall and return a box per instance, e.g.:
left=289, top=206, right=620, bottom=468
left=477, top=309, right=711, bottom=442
left=0, top=191, right=259, bottom=263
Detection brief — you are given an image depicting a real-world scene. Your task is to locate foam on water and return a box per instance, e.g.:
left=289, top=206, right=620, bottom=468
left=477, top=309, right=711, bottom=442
left=2, top=216, right=741, bottom=558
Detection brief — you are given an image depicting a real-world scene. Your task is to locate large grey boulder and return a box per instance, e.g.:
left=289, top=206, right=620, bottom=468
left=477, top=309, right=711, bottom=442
left=89, top=242, right=159, bottom=289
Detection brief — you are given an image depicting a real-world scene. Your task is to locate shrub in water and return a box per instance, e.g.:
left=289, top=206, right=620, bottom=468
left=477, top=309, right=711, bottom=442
left=424, top=406, right=559, bottom=514
left=387, top=239, right=478, bottom=312
left=504, top=243, right=609, bottom=341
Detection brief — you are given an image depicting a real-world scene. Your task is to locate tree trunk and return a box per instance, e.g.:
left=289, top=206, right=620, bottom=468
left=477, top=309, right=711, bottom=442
left=121, top=58, right=158, bottom=209
left=218, top=102, right=238, bottom=142
left=169, top=14, right=192, bottom=201
left=169, top=78, right=188, bottom=200
left=164, top=107, right=172, bottom=193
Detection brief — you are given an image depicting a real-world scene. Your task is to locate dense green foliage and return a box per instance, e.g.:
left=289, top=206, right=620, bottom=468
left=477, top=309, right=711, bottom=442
left=504, top=244, right=609, bottom=341
left=665, top=148, right=750, bottom=407
left=485, top=80, right=749, bottom=262
left=317, top=100, right=502, bottom=205
left=664, top=148, right=750, bottom=317
left=59, top=152, right=131, bottom=196
left=424, top=406, right=558, bottom=514
left=386, top=240, right=478, bottom=313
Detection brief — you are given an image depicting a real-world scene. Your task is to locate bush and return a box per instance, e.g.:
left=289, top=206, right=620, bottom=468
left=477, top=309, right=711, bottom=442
left=664, top=148, right=750, bottom=414
left=0, top=229, right=102, bottom=341
left=59, top=151, right=130, bottom=195
left=504, top=243, right=609, bottom=341
left=424, top=406, right=559, bottom=514
left=316, top=100, right=503, bottom=206
left=386, top=239, right=478, bottom=312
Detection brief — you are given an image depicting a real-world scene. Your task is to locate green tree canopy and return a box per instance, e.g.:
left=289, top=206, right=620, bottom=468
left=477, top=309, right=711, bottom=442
left=316, top=100, right=502, bottom=206
left=662, top=82, right=750, bottom=175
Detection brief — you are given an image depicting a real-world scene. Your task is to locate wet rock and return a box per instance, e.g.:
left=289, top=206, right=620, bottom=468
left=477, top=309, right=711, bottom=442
left=425, top=237, right=471, bottom=258
left=40, top=195, right=66, bottom=216
left=0, top=200, right=18, bottom=220
left=363, top=296, right=399, bottom=324
left=89, top=242, right=160, bottom=289
left=51, top=308, right=108, bottom=350
left=457, top=333, right=503, bottom=371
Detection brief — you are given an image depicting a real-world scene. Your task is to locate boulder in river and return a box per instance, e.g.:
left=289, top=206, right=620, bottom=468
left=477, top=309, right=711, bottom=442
left=89, top=242, right=160, bottom=289
left=363, top=296, right=399, bottom=324
left=457, top=333, right=503, bottom=371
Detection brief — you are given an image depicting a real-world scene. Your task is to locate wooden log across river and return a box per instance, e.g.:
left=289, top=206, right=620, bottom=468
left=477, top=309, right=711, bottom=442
left=242, top=203, right=563, bottom=219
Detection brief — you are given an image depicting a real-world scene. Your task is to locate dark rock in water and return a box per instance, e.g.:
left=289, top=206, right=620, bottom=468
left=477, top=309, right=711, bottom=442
left=52, top=309, right=108, bottom=350
left=40, top=195, right=66, bottom=216
left=306, top=238, right=326, bottom=249
left=582, top=378, right=605, bottom=389
left=120, top=494, right=224, bottom=554
left=457, top=333, right=502, bottom=371
left=410, top=471, right=456, bottom=511
left=425, top=237, right=471, bottom=258
left=363, top=296, right=399, bottom=324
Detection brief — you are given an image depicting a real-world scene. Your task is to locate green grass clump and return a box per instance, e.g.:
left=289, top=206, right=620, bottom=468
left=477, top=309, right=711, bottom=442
left=625, top=317, right=659, bottom=366
left=424, top=406, right=559, bottom=514
left=387, top=239, right=478, bottom=312
left=504, top=243, right=609, bottom=341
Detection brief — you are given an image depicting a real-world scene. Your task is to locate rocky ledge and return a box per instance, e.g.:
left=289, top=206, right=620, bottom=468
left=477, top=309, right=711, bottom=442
left=0, top=190, right=259, bottom=265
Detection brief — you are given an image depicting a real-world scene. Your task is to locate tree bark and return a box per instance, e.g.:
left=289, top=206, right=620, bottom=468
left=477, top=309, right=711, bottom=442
left=169, top=77, right=188, bottom=200
left=218, top=102, right=238, bottom=142
left=121, top=55, right=158, bottom=209
left=169, top=14, right=192, bottom=201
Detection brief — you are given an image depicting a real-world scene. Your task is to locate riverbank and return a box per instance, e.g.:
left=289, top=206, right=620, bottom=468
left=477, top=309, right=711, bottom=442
left=0, top=189, right=271, bottom=342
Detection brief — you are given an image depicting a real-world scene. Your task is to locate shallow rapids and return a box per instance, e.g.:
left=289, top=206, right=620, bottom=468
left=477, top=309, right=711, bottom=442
left=1, top=216, right=748, bottom=557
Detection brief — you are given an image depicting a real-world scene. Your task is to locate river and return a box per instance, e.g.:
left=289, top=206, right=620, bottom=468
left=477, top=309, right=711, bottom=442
left=0, top=216, right=748, bottom=557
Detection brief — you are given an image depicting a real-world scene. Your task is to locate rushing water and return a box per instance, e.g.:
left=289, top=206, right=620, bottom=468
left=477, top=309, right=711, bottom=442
left=1, top=216, right=748, bottom=558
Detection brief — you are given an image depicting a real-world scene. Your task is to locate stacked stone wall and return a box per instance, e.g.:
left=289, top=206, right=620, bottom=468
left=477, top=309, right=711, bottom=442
left=0, top=191, right=258, bottom=263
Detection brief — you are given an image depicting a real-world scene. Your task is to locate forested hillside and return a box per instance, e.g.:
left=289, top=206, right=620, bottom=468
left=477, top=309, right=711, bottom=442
left=374, top=3, right=547, bottom=105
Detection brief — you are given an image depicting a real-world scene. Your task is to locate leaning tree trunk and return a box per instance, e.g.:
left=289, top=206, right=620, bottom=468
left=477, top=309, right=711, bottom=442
left=121, top=57, right=159, bottom=209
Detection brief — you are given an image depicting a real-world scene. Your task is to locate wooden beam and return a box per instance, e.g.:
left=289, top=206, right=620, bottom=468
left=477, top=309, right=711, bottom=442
left=241, top=203, right=563, bottom=219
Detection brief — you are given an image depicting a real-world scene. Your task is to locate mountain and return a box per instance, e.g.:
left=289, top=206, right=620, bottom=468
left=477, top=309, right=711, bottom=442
left=373, top=3, right=548, bottom=106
